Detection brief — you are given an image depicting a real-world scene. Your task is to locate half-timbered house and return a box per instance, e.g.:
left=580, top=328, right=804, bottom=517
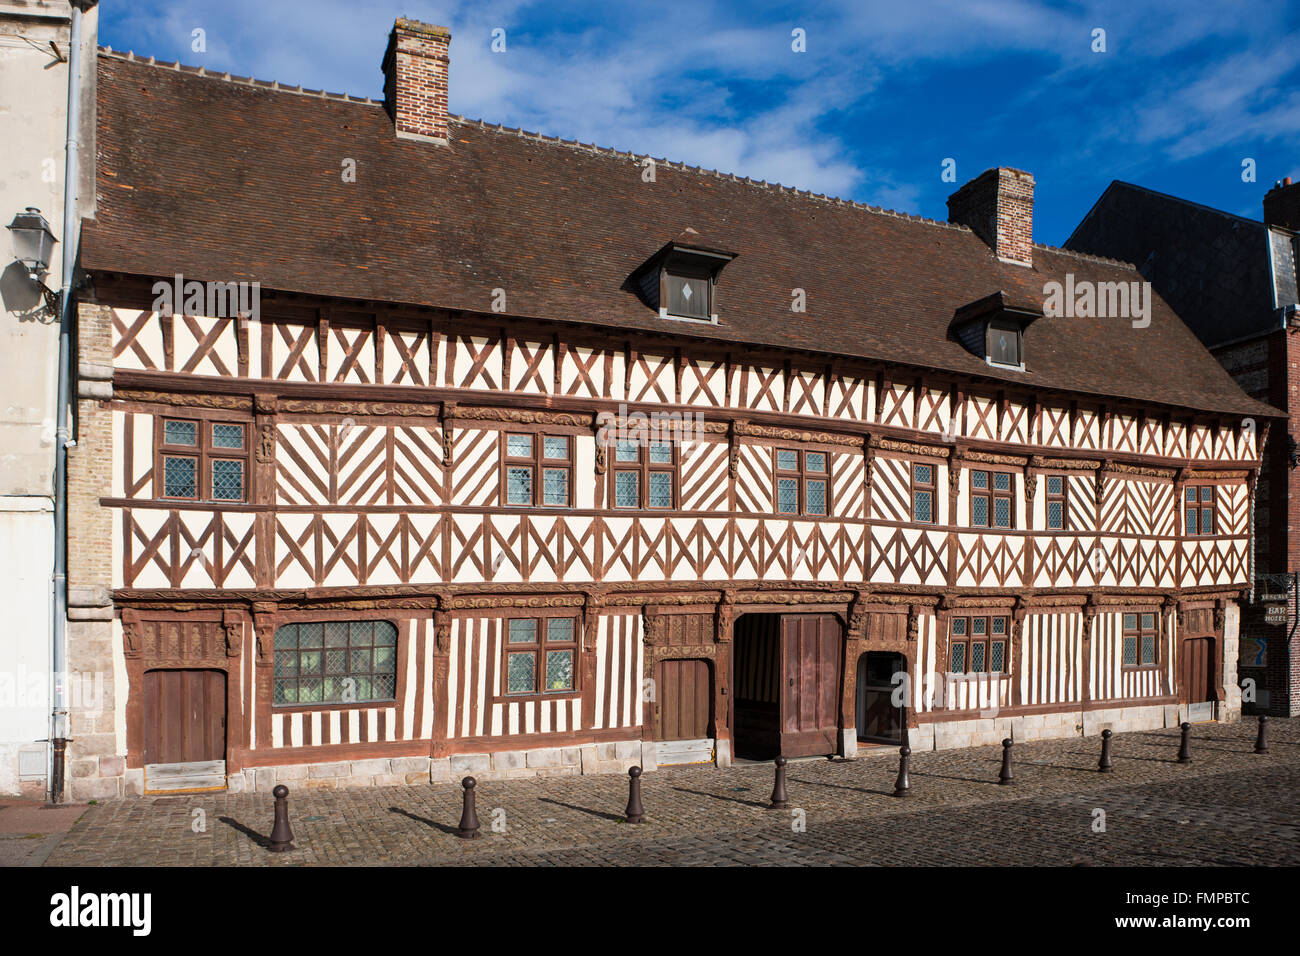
left=60, top=19, right=1280, bottom=797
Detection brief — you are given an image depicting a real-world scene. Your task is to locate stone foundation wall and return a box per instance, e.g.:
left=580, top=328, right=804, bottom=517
left=211, top=740, right=650, bottom=794
left=907, top=702, right=1204, bottom=754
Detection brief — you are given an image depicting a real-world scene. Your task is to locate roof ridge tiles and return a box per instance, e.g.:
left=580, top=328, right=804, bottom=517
left=1035, top=243, right=1137, bottom=269
left=96, top=46, right=383, bottom=105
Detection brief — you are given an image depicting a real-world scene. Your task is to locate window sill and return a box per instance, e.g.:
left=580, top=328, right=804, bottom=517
left=272, top=699, right=398, bottom=713
left=494, top=692, right=582, bottom=705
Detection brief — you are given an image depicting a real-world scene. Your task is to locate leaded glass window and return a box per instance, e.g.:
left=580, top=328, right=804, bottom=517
left=970, top=470, right=1014, bottom=529
left=949, top=615, right=1009, bottom=678
left=611, top=439, right=677, bottom=509
left=158, top=419, right=249, bottom=502
left=774, top=448, right=834, bottom=516
left=504, top=432, right=571, bottom=507
left=273, top=620, right=398, bottom=706
left=502, top=616, right=579, bottom=697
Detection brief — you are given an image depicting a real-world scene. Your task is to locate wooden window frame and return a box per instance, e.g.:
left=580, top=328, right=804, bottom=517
left=969, top=469, right=1015, bottom=529
left=156, top=416, right=250, bottom=503
left=947, top=615, right=1011, bottom=676
left=1044, top=473, right=1068, bottom=531
left=910, top=461, right=937, bottom=524
left=660, top=264, right=715, bottom=322
left=610, top=438, right=679, bottom=510
left=1121, top=610, right=1161, bottom=670
left=271, top=619, right=400, bottom=709
left=498, top=614, right=581, bottom=702
left=772, top=447, right=832, bottom=517
left=501, top=432, right=573, bottom=508
left=986, top=321, right=1024, bottom=370
left=1184, top=483, right=1216, bottom=536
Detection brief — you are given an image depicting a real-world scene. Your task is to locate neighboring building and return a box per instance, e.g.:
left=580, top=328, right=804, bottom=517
left=1067, top=180, right=1300, bottom=717
left=0, top=0, right=98, bottom=797
left=51, top=18, right=1276, bottom=799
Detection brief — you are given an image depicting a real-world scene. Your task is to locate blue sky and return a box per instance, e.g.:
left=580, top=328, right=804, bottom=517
left=99, top=0, right=1300, bottom=245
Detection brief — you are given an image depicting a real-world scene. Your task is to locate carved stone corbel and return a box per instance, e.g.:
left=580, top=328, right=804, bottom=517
left=846, top=589, right=870, bottom=642
left=642, top=606, right=664, bottom=647
left=222, top=609, right=242, bottom=658
left=121, top=609, right=141, bottom=659
left=583, top=589, right=606, bottom=653
left=728, top=420, right=746, bottom=481
left=715, top=589, right=736, bottom=643
left=441, top=401, right=456, bottom=470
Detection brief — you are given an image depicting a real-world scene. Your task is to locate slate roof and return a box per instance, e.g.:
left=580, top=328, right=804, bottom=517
left=1066, top=181, right=1284, bottom=348
left=82, top=51, right=1280, bottom=420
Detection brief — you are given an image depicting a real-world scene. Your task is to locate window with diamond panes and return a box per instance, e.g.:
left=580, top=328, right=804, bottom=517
left=503, top=616, right=578, bottom=697
left=773, top=448, right=830, bottom=516
left=1045, top=475, right=1067, bottom=530
left=610, top=439, right=677, bottom=509
left=1184, top=485, right=1215, bottom=535
left=158, top=418, right=248, bottom=502
left=912, top=462, right=935, bottom=523
left=1122, top=612, right=1158, bottom=668
left=970, top=470, right=1014, bottom=529
left=503, top=433, right=572, bottom=507
left=949, top=615, right=1009, bottom=675
left=273, top=620, right=398, bottom=706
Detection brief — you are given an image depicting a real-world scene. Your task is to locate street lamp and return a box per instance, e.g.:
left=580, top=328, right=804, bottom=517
left=7, top=207, right=59, bottom=314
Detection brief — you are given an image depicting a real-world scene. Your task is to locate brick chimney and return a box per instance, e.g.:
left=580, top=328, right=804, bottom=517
left=382, top=19, right=451, bottom=144
left=947, top=167, right=1036, bottom=266
left=1264, top=176, right=1300, bottom=231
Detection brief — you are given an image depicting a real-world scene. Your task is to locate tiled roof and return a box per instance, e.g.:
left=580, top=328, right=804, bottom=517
left=82, top=52, right=1279, bottom=420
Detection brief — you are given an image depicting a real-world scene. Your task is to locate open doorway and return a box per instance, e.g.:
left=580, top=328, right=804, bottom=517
left=856, top=651, right=906, bottom=744
left=732, top=613, right=842, bottom=759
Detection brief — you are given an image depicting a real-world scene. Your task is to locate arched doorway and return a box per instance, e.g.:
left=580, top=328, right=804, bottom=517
left=856, top=651, right=906, bottom=744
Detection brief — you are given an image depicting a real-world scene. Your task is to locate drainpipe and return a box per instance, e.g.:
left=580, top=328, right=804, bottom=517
left=49, top=0, right=88, bottom=805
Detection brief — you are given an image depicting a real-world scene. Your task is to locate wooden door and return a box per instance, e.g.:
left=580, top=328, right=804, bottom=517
left=779, top=615, right=842, bottom=757
left=1183, top=638, right=1214, bottom=720
left=143, top=669, right=226, bottom=765
left=656, top=659, right=711, bottom=741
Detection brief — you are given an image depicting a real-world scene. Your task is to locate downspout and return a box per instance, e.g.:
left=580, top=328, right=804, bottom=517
left=49, top=0, right=87, bottom=805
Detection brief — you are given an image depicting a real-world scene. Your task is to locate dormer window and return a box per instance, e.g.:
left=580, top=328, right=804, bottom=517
left=951, top=291, right=1040, bottom=373
left=631, top=228, right=737, bottom=324
left=986, top=321, right=1022, bottom=369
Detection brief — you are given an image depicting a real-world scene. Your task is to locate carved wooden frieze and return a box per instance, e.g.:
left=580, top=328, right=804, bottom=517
left=739, top=421, right=863, bottom=447
left=871, top=435, right=950, bottom=458
left=115, top=389, right=253, bottom=412
left=1029, top=455, right=1101, bottom=471
left=958, top=449, right=1027, bottom=467
left=278, top=398, right=441, bottom=418
left=454, top=406, right=594, bottom=427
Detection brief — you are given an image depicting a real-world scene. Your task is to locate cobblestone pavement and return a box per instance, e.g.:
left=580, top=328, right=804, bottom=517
left=45, top=718, right=1300, bottom=866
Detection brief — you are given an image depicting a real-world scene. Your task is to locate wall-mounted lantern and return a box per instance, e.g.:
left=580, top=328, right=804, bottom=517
left=7, top=207, right=59, bottom=315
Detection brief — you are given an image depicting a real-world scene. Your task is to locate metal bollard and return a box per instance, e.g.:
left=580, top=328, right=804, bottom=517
left=268, top=784, right=294, bottom=853
left=893, top=746, right=911, bottom=797
left=1098, top=729, right=1114, bottom=773
left=1177, top=722, right=1192, bottom=764
left=769, top=756, right=789, bottom=809
left=457, top=776, right=481, bottom=839
left=998, top=738, right=1014, bottom=785
left=1254, top=715, right=1269, bottom=755
left=625, top=766, right=646, bottom=823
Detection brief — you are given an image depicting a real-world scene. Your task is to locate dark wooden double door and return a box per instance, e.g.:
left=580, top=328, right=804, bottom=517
left=734, top=614, right=842, bottom=759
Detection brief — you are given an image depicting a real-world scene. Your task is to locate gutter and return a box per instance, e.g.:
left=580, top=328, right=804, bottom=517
left=48, top=0, right=89, bottom=805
